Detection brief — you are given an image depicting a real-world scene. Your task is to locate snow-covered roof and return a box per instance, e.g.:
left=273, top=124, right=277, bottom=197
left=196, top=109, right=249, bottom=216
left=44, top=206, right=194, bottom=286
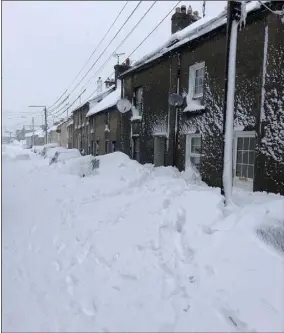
left=71, top=85, right=115, bottom=115
left=66, top=119, right=74, bottom=127
left=47, top=125, right=58, bottom=133
left=86, top=83, right=121, bottom=117
left=25, top=132, right=34, bottom=138
left=121, top=1, right=267, bottom=77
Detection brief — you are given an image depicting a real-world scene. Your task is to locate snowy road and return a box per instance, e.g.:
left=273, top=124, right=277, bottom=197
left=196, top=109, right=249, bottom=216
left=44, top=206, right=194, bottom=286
left=2, top=145, right=284, bottom=332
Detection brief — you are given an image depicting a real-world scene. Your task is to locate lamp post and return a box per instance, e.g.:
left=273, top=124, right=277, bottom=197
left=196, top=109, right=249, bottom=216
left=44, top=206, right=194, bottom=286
left=28, top=105, right=47, bottom=144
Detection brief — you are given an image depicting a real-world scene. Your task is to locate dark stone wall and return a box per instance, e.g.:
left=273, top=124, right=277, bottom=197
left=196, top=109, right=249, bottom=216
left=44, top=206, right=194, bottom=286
left=120, top=8, right=284, bottom=195
left=254, top=11, right=284, bottom=195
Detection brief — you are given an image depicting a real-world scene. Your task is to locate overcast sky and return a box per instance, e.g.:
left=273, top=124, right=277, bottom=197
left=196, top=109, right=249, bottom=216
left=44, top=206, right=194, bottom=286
left=2, top=0, right=225, bottom=133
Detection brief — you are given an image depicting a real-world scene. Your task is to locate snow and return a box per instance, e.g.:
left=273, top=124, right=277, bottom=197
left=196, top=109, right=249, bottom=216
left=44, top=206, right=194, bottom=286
left=130, top=115, right=142, bottom=121
left=2, top=144, right=284, bottom=332
left=223, top=20, right=239, bottom=207
left=87, top=83, right=121, bottom=117
left=47, top=125, right=58, bottom=133
left=183, top=99, right=205, bottom=112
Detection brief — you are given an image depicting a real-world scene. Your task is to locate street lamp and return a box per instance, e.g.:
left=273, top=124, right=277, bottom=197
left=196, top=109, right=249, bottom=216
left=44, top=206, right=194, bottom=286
left=28, top=105, right=47, bottom=144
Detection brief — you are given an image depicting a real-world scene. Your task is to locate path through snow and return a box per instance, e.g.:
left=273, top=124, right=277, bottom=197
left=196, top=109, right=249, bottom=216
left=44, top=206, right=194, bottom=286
left=2, top=145, right=284, bottom=332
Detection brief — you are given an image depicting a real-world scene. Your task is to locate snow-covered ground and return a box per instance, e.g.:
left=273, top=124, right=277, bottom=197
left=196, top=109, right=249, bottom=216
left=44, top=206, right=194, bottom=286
left=2, top=144, right=284, bottom=332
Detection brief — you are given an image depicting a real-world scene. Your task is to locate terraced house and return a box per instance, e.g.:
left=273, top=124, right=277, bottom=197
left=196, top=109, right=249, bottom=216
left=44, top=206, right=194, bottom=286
left=119, top=2, right=284, bottom=195
left=71, top=62, right=131, bottom=155
left=86, top=61, right=130, bottom=155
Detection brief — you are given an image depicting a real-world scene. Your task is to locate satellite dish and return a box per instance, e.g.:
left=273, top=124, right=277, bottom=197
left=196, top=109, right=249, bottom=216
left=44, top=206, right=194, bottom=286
left=116, top=99, right=132, bottom=113
left=168, top=93, right=184, bottom=106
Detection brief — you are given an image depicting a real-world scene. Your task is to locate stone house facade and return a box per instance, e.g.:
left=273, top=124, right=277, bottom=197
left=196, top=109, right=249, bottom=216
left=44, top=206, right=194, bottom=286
left=119, top=2, right=284, bottom=195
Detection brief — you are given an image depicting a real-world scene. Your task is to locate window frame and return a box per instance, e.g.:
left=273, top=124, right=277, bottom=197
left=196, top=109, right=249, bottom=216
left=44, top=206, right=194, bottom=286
left=185, top=134, right=202, bottom=171
left=233, top=131, right=256, bottom=186
left=189, top=62, right=205, bottom=100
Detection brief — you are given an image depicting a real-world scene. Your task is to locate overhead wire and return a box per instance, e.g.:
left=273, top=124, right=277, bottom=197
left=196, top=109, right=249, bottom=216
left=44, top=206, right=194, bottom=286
left=79, top=1, right=157, bottom=95
left=81, top=0, right=182, bottom=103
left=50, top=1, right=182, bottom=120
left=64, top=1, right=143, bottom=100
left=46, top=1, right=129, bottom=111
left=49, top=1, right=142, bottom=115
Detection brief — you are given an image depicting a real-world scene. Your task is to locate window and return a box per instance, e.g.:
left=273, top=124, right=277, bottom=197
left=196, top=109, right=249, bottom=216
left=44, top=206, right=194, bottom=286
left=235, top=135, right=256, bottom=179
left=186, top=135, right=202, bottom=171
left=189, top=62, right=205, bottom=99
left=134, top=87, right=143, bottom=116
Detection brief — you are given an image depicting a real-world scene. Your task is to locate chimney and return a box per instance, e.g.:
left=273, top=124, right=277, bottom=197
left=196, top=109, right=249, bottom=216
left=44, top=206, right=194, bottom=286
left=114, top=60, right=131, bottom=88
left=104, top=77, right=115, bottom=89
left=97, top=77, right=103, bottom=94
left=171, top=5, right=201, bottom=34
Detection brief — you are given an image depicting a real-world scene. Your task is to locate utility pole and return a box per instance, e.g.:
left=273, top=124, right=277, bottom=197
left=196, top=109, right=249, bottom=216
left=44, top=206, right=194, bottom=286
left=28, top=105, right=48, bottom=144
left=44, top=107, right=48, bottom=144
left=32, top=117, right=35, bottom=146
left=220, top=0, right=242, bottom=204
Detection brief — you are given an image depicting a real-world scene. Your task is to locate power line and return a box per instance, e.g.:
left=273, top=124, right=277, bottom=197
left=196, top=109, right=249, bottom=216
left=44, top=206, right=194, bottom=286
left=80, top=1, right=157, bottom=94
left=52, top=1, right=181, bottom=119
left=51, top=1, right=142, bottom=113
left=82, top=0, right=182, bottom=103
left=46, top=1, right=129, bottom=112
left=47, top=89, right=68, bottom=110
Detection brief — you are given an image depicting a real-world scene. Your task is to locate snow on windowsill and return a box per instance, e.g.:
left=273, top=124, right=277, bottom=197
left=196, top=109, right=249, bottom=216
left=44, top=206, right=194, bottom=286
left=131, top=115, right=142, bottom=122
left=234, top=125, right=245, bottom=132
left=153, top=132, right=168, bottom=138
left=183, top=100, right=205, bottom=112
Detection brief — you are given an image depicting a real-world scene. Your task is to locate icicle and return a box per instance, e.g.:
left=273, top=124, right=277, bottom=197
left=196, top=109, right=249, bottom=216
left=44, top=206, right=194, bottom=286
left=239, top=0, right=247, bottom=30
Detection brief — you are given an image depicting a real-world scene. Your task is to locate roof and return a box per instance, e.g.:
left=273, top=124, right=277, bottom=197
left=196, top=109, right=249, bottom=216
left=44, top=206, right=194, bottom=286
left=47, top=124, right=58, bottom=133
left=86, top=82, right=121, bottom=117
left=71, top=85, right=115, bottom=115
left=121, top=1, right=267, bottom=77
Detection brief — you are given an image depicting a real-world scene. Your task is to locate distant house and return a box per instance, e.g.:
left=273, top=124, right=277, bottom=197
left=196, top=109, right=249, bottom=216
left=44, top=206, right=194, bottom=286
left=119, top=2, right=284, bottom=195
left=86, top=61, right=130, bottom=155
left=57, top=117, right=73, bottom=148
left=47, top=125, right=59, bottom=145
left=25, top=128, right=45, bottom=147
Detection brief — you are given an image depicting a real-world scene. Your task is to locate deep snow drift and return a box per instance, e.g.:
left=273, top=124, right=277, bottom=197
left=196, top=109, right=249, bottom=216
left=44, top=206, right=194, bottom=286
left=2, top=145, right=284, bottom=332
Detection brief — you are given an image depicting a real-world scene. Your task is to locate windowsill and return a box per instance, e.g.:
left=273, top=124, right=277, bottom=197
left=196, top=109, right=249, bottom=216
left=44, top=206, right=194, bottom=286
left=131, top=115, right=142, bottom=122
left=153, top=132, right=168, bottom=138
left=183, top=99, right=205, bottom=113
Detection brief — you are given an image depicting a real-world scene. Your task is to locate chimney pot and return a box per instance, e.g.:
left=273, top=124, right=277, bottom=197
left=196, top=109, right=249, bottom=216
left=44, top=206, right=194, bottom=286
left=175, top=7, right=181, bottom=13
left=181, top=5, right=186, bottom=13
left=187, top=5, right=192, bottom=14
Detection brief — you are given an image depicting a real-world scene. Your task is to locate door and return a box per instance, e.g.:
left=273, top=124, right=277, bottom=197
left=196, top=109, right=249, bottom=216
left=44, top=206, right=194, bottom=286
left=233, top=132, right=256, bottom=191
left=154, top=136, right=166, bottom=167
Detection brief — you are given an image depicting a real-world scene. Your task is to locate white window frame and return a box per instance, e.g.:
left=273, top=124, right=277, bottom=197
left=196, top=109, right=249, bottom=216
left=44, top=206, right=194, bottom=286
left=233, top=131, right=256, bottom=191
left=185, top=134, right=202, bottom=170
left=189, top=62, right=205, bottom=100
